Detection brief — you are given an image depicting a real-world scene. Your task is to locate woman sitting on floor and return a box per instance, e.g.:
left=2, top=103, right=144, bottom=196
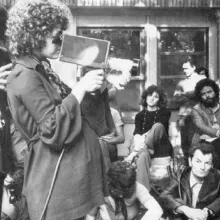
left=125, top=85, right=173, bottom=190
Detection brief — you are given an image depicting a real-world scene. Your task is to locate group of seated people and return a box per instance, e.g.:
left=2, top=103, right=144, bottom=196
left=0, top=0, right=220, bottom=220
left=2, top=61, right=220, bottom=220
left=97, top=74, right=220, bottom=220
left=1, top=0, right=220, bottom=219
left=102, top=76, right=220, bottom=220
left=0, top=48, right=219, bottom=219
left=101, top=143, right=220, bottom=220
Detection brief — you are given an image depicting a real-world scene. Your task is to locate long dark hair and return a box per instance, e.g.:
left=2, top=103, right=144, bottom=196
left=141, top=85, right=167, bottom=109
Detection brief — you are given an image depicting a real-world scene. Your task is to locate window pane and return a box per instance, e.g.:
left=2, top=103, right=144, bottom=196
left=78, top=28, right=141, bottom=76
left=159, top=29, right=205, bottom=52
left=78, top=27, right=144, bottom=114
left=158, top=28, right=208, bottom=109
left=161, top=55, right=205, bottom=76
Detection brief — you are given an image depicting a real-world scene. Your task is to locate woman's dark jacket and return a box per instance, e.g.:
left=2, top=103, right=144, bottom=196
left=6, top=56, right=107, bottom=220
left=159, top=167, right=220, bottom=220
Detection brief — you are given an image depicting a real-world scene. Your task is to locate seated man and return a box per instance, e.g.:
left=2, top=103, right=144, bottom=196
left=174, top=60, right=205, bottom=162
left=191, top=78, right=220, bottom=169
left=99, top=161, right=163, bottom=220
left=160, top=143, right=220, bottom=220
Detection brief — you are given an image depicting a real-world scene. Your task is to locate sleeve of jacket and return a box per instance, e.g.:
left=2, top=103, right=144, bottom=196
left=207, top=197, right=220, bottom=217
left=9, top=69, right=82, bottom=152
left=159, top=177, right=186, bottom=212
left=191, top=107, right=218, bottom=137
left=205, top=170, right=220, bottom=217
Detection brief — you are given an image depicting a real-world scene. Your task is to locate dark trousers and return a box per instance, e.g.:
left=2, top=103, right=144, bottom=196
left=107, top=143, right=118, bottom=162
left=145, top=123, right=173, bottom=158
left=180, top=115, right=195, bottom=165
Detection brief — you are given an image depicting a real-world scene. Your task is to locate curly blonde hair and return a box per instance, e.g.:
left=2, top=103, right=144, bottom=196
left=6, top=0, right=71, bottom=57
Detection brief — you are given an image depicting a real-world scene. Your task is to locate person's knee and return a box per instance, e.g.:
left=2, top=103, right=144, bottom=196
left=138, top=149, right=150, bottom=158
left=150, top=123, right=167, bottom=139
left=151, top=123, right=165, bottom=132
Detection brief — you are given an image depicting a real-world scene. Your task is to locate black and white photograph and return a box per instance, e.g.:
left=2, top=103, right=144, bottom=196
left=0, top=0, right=220, bottom=220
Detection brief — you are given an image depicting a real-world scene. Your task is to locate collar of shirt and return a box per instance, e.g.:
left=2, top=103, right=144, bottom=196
left=15, top=56, right=50, bottom=70
left=190, top=172, right=203, bottom=188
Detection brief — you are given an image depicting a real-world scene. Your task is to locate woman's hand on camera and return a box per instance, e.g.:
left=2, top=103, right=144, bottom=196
left=80, top=69, right=104, bottom=93
left=71, top=69, right=104, bottom=103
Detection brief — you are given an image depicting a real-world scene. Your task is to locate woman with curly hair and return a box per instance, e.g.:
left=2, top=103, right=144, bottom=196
left=125, top=85, right=173, bottom=190
left=6, top=1, right=108, bottom=220
left=99, top=161, right=163, bottom=220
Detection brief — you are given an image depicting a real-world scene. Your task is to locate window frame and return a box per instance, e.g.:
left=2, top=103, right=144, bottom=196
left=157, top=27, right=209, bottom=109
left=77, top=26, right=146, bottom=123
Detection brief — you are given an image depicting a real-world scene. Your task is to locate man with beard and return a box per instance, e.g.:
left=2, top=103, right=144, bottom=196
left=191, top=78, right=220, bottom=169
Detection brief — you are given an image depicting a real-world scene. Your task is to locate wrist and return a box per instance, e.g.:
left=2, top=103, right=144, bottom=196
left=71, top=82, right=86, bottom=103
left=77, top=79, right=87, bottom=92
left=176, top=205, right=191, bottom=215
